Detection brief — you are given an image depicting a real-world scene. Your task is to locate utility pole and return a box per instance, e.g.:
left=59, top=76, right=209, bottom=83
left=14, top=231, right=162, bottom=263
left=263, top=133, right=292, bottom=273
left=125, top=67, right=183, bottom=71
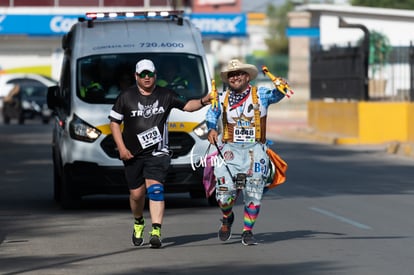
left=339, top=17, right=370, bottom=101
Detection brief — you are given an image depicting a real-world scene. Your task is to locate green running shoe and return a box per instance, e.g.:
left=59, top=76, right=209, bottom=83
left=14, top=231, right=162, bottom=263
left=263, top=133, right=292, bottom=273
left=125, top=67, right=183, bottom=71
left=132, top=222, right=145, bottom=246
left=149, top=227, right=162, bottom=248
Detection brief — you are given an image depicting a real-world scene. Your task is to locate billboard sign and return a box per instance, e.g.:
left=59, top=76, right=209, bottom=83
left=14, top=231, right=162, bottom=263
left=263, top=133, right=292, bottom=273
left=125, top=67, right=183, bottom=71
left=189, top=13, right=247, bottom=37
left=0, top=14, right=80, bottom=35
left=0, top=13, right=247, bottom=38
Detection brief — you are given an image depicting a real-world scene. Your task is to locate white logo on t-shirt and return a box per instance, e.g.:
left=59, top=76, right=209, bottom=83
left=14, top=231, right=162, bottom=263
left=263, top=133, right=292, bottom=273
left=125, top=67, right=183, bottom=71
left=130, top=100, right=165, bottom=118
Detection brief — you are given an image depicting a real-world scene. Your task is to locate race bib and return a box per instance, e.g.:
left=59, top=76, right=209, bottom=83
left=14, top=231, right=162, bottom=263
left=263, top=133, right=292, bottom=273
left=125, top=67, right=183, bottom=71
left=137, top=126, right=162, bottom=149
left=233, top=126, right=255, bottom=143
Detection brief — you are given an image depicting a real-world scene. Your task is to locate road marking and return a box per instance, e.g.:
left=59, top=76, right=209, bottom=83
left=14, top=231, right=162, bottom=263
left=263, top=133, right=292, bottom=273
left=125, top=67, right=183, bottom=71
left=310, top=206, right=372, bottom=230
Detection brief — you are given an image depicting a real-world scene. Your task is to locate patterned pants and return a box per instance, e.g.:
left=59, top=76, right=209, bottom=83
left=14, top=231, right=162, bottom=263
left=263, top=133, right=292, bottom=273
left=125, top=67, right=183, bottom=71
left=214, top=142, right=269, bottom=206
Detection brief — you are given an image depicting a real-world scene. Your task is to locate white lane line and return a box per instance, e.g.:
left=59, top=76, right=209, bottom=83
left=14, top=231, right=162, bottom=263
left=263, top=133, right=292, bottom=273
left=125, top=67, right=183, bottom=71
left=310, top=206, right=372, bottom=230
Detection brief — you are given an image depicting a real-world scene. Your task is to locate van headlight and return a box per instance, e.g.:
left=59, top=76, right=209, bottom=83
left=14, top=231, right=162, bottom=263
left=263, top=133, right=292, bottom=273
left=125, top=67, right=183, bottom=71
left=193, top=121, right=208, bottom=140
left=69, top=114, right=101, bottom=142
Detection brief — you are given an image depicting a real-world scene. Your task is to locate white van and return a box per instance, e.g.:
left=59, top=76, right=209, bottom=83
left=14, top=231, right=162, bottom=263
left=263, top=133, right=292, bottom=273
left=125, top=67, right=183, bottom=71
left=47, top=11, right=213, bottom=208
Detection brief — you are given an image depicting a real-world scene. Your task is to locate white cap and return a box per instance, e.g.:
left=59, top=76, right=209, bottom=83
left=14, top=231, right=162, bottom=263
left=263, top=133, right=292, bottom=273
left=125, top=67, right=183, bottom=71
left=136, top=59, right=155, bottom=73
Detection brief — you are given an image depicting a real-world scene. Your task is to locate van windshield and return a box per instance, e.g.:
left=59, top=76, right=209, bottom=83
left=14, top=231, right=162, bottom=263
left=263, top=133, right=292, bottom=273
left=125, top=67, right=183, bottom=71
left=77, top=53, right=208, bottom=104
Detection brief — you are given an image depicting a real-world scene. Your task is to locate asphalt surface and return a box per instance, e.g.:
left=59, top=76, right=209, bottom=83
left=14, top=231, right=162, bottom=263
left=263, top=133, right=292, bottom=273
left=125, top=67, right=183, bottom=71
left=0, top=102, right=414, bottom=275
left=1, top=111, right=414, bottom=275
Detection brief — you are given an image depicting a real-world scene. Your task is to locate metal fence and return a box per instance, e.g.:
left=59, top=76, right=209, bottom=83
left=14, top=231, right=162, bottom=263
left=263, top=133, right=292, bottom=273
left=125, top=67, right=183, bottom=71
left=310, top=43, right=414, bottom=102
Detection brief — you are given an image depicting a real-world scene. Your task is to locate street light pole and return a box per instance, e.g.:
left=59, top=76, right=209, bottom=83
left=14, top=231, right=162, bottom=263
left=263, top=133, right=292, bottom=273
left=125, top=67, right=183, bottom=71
left=339, top=17, right=370, bottom=101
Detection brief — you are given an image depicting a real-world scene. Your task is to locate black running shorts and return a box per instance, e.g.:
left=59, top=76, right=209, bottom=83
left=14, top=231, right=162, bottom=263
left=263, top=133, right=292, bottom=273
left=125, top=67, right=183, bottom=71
left=123, top=155, right=170, bottom=190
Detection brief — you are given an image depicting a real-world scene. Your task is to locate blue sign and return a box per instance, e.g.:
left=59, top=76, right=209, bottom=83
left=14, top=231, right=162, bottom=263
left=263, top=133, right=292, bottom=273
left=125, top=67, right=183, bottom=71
left=0, top=13, right=247, bottom=37
left=189, top=13, right=247, bottom=37
left=286, top=27, right=320, bottom=37
left=0, top=14, right=81, bottom=35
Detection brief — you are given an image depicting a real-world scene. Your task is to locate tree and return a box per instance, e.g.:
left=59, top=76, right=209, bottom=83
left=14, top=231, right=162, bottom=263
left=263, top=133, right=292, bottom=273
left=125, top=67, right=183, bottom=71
left=264, top=1, right=294, bottom=55
left=357, top=30, right=391, bottom=96
left=351, top=0, right=414, bottom=9
left=369, top=30, right=391, bottom=77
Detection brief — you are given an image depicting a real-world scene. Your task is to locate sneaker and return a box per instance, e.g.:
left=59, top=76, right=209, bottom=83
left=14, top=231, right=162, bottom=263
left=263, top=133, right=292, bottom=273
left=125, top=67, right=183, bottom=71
left=132, top=223, right=145, bottom=246
left=218, top=213, right=234, bottom=241
left=241, top=230, right=258, bottom=246
left=149, top=227, right=162, bottom=248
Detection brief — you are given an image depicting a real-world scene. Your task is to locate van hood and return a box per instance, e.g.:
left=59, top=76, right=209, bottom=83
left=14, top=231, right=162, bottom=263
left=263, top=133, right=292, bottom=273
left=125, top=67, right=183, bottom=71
left=72, top=103, right=113, bottom=127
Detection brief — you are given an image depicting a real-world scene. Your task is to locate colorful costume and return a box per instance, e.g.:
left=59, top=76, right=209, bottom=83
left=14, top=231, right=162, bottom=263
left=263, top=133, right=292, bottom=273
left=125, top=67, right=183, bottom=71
left=206, top=59, right=286, bottom=245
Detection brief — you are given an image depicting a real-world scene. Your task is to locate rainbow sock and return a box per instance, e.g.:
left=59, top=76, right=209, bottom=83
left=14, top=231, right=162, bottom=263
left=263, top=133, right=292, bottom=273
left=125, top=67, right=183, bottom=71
left=243, top=203, right=260, bottom=232
left=219, top=201, right=234, bottom=218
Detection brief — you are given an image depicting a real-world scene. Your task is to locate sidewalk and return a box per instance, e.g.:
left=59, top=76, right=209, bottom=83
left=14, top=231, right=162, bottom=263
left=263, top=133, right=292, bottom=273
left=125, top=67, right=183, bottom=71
left=266, top=105, right=349, bottom=144
left=265, top=102, right=414, bottom=159
left=266, top=105, right=309, bottom=141
left=264, top=86, right=323, bottom=143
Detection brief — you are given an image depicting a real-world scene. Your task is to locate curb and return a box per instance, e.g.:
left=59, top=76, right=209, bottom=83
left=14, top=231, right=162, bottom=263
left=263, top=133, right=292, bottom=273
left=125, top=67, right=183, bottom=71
left=386, top=141, right=414, bottom=158
left=272, top=128, right=414, bottom=159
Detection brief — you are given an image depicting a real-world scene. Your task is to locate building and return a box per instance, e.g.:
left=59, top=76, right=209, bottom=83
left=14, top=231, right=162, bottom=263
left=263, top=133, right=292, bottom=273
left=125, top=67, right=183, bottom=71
left=288, top=4, right=414, bottom=96
left=287, top=4, right=414, bottom=145
left=0, top=0, right=254, bottom=79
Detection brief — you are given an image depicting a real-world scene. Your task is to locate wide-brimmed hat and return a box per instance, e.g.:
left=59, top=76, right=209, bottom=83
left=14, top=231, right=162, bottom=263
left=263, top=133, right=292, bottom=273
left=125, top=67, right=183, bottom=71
left=220, top=59, right=258, bottom=83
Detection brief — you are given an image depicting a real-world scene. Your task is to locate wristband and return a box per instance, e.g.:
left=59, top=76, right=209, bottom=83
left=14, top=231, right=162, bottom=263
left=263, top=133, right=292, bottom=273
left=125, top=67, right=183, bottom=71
left=200, top=98, right=206, bottom=106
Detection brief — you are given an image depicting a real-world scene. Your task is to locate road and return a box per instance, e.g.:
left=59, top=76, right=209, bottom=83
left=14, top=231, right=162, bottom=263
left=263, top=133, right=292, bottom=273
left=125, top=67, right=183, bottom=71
left=0, top=122, right=414, bottom=275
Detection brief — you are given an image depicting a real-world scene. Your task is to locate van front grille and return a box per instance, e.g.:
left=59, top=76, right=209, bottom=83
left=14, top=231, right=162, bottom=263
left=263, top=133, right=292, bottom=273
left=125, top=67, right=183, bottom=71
left=168, top=132, right=195, bottom=158
left=100, top=134, right=118, bottom=158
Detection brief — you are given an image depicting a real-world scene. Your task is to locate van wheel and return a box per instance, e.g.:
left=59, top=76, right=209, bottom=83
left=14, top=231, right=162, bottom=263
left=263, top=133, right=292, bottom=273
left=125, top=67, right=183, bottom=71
left=53, top=159, right=62, bottom=202
left=60, top=167, right=81, bottom=209
left=189, top=188, right=205, bottom=199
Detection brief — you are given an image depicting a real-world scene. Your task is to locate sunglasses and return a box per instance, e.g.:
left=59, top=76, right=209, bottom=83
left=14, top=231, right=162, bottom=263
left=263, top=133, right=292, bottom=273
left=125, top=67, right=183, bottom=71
left=227, top=71, right=246, bottom=78
left=137, top=71, right=155, bottom=78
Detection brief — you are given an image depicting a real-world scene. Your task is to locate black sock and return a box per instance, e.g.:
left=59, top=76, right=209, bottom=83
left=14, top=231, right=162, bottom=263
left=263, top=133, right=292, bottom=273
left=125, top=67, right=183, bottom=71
left=134, top=216, right=144, bottom=225
left=152, top=223, right=161, bottom=229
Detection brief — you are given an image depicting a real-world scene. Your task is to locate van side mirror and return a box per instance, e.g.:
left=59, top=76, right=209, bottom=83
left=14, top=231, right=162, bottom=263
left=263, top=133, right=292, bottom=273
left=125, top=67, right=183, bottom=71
left=47, top=85, right=60, bottom=109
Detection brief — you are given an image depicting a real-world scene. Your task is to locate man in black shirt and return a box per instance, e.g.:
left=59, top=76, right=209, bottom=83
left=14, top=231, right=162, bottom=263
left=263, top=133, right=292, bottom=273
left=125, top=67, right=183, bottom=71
left=109, top=59, right=210, bottom=248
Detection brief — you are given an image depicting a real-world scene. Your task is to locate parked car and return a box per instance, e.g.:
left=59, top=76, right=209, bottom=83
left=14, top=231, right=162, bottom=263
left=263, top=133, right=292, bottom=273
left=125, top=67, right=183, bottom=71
left=3, top=83, right=53, bottom=124
left=0, top=73, right=57, bottom=124
left=0, top=73, right=57, bottom=98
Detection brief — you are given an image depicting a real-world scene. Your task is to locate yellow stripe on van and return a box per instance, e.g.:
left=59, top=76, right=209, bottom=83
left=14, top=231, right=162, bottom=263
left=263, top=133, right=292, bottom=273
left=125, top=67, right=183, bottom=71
left=167, top=121, right=198, bottom=132
left=96, top=124, right=118, bottom=135
left=96, top=122, right=197, bottom=135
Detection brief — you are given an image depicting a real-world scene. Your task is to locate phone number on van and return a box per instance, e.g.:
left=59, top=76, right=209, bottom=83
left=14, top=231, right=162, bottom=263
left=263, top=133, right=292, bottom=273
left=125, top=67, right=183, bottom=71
left=139, top=42, right=184, bottom=48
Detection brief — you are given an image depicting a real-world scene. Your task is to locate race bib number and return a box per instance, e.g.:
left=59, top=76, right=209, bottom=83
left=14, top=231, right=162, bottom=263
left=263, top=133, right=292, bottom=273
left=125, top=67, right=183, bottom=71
left=137, top=126, right=162, bottom=149
left=233, top=126, right=255, bottom=143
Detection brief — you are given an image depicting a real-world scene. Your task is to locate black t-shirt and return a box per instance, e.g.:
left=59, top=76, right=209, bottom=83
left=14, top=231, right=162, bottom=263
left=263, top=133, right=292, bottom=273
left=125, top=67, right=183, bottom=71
left=109, top=85, right=186, bottom=156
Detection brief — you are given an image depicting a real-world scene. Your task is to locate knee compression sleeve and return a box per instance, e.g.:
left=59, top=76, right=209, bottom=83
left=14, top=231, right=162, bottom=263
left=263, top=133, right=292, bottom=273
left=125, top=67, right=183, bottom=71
left=147, top=184, right=164, bottom=201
